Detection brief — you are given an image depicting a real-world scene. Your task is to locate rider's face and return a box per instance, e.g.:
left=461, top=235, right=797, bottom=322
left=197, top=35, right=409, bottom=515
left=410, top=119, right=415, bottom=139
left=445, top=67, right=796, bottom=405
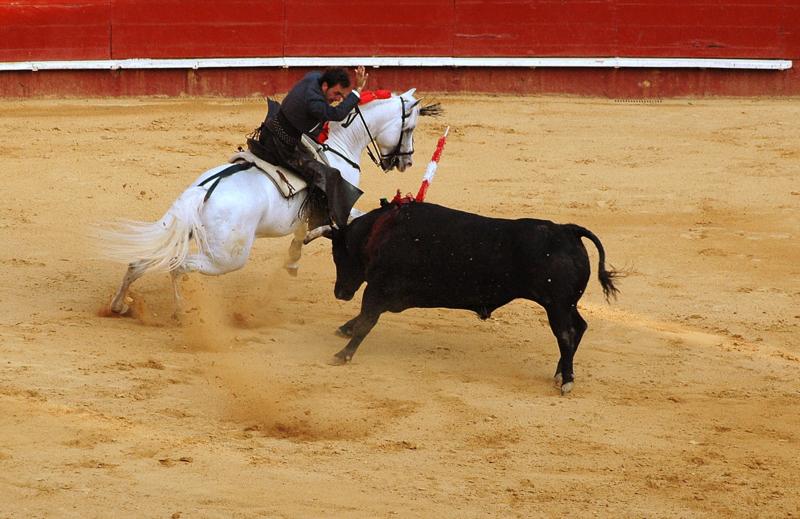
left=322, top=83, right=347, bottom=105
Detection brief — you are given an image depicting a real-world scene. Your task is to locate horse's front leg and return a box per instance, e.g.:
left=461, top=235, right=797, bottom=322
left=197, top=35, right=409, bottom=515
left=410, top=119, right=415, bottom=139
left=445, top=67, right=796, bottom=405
left=284, top=221, right=308, bottom=276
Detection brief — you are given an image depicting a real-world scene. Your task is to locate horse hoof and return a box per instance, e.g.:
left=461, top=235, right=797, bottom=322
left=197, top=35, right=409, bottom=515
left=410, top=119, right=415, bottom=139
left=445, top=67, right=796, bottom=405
left=560, top=381, right=574, bottom=395
left=110, top=303, right=130, bottom=316
left=284, top=264, right=299, bottom=277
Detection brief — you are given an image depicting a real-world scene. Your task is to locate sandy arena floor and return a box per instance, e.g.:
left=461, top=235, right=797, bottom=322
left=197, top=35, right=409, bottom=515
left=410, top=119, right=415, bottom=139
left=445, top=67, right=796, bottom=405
left=1, top=94, right=798, bottom=518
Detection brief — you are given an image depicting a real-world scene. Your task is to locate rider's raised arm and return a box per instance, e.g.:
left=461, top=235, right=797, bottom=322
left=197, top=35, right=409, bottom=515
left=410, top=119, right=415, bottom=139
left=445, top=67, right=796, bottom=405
left=307, top=83, right=360, bottom=123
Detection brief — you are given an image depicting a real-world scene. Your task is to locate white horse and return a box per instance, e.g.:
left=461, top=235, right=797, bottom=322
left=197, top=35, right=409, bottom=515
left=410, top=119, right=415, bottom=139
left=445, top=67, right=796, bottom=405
left=99, top=89, right=438, bottom=314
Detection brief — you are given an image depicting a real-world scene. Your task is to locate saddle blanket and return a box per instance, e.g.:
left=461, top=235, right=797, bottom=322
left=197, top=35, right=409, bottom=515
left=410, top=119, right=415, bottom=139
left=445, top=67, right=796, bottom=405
left=228, top=150, right=307, bottom=198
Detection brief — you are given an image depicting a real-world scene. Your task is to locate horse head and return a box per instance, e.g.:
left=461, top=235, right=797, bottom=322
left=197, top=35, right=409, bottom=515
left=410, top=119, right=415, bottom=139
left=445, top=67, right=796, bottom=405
left=344, top=88, right=442, bottom=173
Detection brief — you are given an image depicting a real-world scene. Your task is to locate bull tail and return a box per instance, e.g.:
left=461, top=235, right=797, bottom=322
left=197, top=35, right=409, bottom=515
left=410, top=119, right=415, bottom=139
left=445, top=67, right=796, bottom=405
left=568, top=224, right=620, bottom=302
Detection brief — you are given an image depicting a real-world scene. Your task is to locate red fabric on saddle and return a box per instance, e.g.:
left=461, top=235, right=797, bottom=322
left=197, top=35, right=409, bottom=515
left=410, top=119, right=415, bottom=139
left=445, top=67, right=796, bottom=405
left=316, top=122, right=330, bottom=143
left=358, top=89, right=392, bottom=104
left=316, top=90, right=392, bottom=144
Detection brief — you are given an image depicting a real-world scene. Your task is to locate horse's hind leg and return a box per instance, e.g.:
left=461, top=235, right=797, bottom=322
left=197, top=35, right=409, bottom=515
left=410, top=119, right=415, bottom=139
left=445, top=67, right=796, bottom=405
left=109, top=260, right=149, bottom=314
left=169, top=269, right=187, bottom=317
left=284, top=222, right=308, bottom=276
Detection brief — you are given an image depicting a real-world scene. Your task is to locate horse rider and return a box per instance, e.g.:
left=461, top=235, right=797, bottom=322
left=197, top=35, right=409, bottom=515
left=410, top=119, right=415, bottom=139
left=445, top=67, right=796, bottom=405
left=247, top=66, right=369, bottom=230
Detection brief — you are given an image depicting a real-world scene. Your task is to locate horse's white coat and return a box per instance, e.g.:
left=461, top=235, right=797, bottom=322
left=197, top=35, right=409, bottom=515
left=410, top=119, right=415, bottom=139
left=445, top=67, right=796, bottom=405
left=101, top=90, right=422, bottom=313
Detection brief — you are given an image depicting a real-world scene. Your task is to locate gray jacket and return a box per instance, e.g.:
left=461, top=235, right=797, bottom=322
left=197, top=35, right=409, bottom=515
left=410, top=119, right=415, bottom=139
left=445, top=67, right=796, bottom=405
left=280, top=71, right=360, bottom=135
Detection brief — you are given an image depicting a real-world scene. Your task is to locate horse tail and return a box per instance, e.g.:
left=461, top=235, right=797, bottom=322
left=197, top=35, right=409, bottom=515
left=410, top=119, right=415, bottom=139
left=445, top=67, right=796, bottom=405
left=94, top=186, right=209, bottom=272
left=567, top=224, right=621, bottom=302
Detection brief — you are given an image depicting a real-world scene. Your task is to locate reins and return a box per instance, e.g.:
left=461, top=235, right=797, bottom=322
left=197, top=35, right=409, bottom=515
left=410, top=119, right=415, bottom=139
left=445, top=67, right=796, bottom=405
left=317, top=142, right=361, bottom=171
left=355, top=95, right=420, bottom=172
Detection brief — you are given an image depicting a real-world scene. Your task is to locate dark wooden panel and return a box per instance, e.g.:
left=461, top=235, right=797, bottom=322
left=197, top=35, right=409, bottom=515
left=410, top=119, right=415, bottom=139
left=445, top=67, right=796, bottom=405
left=110, top=0, right=284, bottom=58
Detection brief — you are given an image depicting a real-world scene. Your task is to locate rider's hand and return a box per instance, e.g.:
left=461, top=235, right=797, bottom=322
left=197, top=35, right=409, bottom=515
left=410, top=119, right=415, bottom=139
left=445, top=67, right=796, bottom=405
left=355, top=66, right=368, bottom=92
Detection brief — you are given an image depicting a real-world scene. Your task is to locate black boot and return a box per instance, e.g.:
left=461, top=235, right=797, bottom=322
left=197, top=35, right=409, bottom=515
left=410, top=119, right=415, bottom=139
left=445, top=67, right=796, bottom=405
left=305, top=189, right=331, bottom=230
left=327, top=173, right=363, bottom=228
left=301, top=160, right=363, bottom=228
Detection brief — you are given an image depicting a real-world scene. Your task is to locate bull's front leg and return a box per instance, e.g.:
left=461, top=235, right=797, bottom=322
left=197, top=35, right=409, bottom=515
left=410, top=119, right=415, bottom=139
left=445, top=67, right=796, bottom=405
left=330, top=284, right=387, bottom=365
left=336, top=316, right=359, bottom=338
left=329, top=310, right=381, bottom=365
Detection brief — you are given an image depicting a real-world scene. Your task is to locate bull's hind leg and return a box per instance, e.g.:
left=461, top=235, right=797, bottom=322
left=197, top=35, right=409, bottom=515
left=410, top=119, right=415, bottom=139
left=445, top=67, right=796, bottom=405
left=571, top=307, right=588, bottom=353
left=109, top=260, right=150, bottom=314
left=284, top=222, right=308, bottom=277
left=552, top=307, right=588, bottom=391
left=545, top=304, right=583, bottom=395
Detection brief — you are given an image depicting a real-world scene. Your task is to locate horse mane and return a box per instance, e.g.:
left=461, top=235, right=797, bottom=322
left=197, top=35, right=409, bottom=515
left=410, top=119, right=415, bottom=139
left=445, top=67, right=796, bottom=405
left=361, top=91, right=443, bottom=118
left=420, top=102, right=443, bottom=117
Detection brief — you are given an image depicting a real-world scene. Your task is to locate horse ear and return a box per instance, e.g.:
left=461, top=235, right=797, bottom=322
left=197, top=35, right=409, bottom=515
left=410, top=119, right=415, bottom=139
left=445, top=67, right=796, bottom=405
left=400, top=88, right=417, bottom=98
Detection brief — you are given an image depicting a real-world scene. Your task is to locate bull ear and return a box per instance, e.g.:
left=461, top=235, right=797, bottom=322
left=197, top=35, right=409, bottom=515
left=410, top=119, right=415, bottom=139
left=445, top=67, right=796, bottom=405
left=303, top=225, right=334, bottom=244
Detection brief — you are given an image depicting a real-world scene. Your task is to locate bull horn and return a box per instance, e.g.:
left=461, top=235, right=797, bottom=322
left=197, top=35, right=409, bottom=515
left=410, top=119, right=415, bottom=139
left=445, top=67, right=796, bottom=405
left=348, top=208, right=365, bottom=223
left=303, top=225, right=333, bottom=244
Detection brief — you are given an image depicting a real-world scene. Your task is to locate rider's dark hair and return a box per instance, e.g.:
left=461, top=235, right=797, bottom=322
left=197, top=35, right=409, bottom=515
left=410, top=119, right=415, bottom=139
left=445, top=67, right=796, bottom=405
left=319, top=67, right=351, bottom=88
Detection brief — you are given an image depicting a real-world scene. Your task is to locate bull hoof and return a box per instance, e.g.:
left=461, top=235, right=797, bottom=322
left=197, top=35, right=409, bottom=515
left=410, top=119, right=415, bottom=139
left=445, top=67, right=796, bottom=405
left=328, top=354, right=349, bottom=366
left=560, top=381, right=574, bottom=395
left=335, top=326, right=353, bottom=338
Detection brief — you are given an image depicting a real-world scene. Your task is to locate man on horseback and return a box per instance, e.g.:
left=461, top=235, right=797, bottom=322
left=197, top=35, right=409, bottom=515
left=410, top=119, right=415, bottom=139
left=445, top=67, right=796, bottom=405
left=247, top=66, right=369, bottom=230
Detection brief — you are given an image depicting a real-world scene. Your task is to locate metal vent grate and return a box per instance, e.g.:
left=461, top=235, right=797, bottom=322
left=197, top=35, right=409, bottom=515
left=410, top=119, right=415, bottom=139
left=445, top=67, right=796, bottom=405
left=613, top=98, right=664, bottom=104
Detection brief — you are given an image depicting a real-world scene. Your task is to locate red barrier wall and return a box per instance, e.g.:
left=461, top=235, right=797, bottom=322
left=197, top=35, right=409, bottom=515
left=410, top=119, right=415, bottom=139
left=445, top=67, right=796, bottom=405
left=0, top=0, right=112, bottom=61
left=1, top=0, right=798, bottom=96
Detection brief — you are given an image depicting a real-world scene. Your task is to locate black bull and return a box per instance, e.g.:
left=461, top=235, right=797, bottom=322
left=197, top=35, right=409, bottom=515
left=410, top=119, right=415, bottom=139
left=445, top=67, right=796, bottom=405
left=305, top=202, right=619, bottom=394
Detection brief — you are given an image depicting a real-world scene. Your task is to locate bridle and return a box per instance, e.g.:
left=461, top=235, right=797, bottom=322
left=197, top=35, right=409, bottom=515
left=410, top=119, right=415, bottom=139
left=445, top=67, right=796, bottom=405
left=333, top=95, right=420, bottom=172
left=363, top=95, right=420, bottom=171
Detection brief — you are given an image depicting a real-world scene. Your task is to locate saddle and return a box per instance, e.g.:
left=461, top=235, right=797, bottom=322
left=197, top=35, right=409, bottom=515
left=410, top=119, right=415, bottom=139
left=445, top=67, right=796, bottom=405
left=228, top=136, right=328, bottom=199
